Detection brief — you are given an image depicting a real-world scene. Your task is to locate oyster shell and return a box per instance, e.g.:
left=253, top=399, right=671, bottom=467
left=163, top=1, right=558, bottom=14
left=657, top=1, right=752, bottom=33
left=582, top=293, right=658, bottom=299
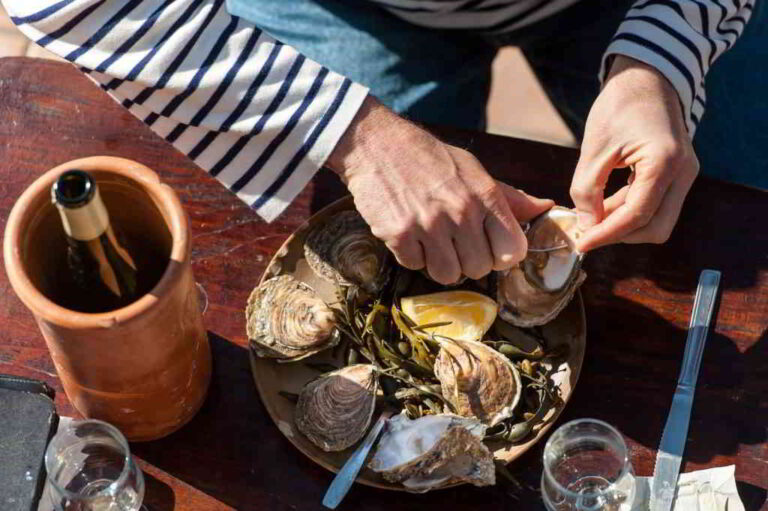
left=369, top=414, right=495, bottom=492
left=498, top=207, right=586, bottom=327
left=434, top=339, right=522, bottom=426
left=246, top=275, right=340, bottom=361
left=304, top=210, right=390, bottom=294
left=295, top=364, right=378, bottom=451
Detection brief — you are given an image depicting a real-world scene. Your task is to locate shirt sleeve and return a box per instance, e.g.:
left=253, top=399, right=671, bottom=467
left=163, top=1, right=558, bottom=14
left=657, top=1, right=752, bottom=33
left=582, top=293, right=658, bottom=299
left=599, top=0, right=757, bottom=136
left=4, top=0, right=369, bottom=222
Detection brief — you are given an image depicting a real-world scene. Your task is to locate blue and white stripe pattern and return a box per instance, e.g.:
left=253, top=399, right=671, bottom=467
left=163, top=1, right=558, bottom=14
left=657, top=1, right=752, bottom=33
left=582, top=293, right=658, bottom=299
left=4, top=0, right=755, bottom=220
left=6, top=0, right=367, bottom=221
left=599, top=0, right=756, bottom=134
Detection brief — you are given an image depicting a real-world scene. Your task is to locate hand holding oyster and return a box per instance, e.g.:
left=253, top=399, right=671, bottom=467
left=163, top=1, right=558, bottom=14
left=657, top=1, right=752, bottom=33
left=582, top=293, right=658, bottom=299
left=246, top=205, right=587, bottom=492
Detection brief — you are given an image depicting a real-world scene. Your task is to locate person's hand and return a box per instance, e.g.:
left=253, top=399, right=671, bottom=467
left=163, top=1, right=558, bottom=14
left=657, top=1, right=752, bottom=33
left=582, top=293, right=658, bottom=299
left=570, top=55, right=699, bottom=252
left=326, top=96, right=553, bottom=285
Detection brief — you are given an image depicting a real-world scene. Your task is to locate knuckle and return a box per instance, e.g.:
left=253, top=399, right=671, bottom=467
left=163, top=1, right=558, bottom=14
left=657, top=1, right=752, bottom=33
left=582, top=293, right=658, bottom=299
left=569, top=183, right=594, bottom=203
left=428, top=267, right=460, bottom=286
left=386, top=214, right=420, bottom=240
left=686, top=153, right=700, bottom=178
left=653, top=139, right=691, bottom=169
left=473, top=178, right=502, bottom=204
left=396, top=253, right=423, bottom=270
left=383, top=225, right=410, bottom=244
left=477, top=261, right=494, bottom=279
left=422, top=210, right=447, bottom=235
left=462, top=263, right=488, bottom=280
left=452, top=196, right=477, bottom=226
left=631, top=207, right=654, bottom=228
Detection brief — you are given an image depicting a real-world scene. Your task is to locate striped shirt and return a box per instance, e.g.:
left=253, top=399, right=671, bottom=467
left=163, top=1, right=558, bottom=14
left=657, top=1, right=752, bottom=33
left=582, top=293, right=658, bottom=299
left=4, top=0, right=755, bottom=221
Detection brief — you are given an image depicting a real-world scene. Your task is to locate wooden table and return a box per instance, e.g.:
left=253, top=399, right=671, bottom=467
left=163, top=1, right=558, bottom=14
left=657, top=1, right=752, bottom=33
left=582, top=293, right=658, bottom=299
left=1, top=58, right=766, bottom=511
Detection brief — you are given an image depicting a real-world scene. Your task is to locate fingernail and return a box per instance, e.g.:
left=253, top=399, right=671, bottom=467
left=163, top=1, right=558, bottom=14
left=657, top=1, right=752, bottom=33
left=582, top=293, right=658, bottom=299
left=577, top=212, right=597, bottom=230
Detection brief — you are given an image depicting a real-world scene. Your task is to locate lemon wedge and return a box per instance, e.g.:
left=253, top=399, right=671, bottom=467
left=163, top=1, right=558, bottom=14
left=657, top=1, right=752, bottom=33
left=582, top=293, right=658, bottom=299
left=400, top=290, right=498, bottom=342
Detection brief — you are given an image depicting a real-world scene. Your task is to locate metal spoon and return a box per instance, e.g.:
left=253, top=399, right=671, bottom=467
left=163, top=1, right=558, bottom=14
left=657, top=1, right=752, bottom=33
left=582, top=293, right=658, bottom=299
left=322, top=409, right=393, bottom=509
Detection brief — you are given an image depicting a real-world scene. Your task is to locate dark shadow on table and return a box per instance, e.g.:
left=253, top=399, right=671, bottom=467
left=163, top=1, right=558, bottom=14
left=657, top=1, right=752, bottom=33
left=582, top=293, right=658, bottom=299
left=127, top=301, right=766, bottom=511
left=737, top=481, right=768, bottom=511
left=309, top=168, right=348, bottom=215
left=129, top=332, right=547, bottom=510
left=142, top=472, right=175, bottom=511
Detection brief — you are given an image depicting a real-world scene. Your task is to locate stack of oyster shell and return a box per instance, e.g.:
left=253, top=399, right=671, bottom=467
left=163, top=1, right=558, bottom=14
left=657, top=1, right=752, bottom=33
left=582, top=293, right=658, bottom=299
left=246, top=207, right=585, bottom=492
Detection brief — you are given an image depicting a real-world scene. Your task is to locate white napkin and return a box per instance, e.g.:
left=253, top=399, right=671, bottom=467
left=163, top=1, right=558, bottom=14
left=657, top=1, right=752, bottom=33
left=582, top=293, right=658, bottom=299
left=632, top=466, right=745, bottom=511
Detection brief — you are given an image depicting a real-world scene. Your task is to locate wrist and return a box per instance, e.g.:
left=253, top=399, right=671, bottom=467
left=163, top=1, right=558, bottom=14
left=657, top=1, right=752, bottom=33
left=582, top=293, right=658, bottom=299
left=604, top=55, right=685, bottom=126
left=326, top=95, right=396, bottom=180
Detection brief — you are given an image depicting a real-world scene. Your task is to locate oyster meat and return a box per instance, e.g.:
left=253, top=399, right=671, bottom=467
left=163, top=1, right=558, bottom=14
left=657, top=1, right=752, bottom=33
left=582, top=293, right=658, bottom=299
left=434, top=339, right=522, bottom=426
left=369, top=414, right=495, bottom=492
left=295, top=364, right=378, bottom=451
left=498, top=207, right=586, bottom=327
left=246, top=275, right=340, bottom=361
left=304, top=210, right=390, bottom=294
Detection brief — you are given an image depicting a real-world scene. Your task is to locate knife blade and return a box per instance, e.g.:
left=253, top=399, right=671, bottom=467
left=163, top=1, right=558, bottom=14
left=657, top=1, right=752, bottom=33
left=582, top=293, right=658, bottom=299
left=322, top=409, right=393, bottom=509
left=650, top=269, right=721, bottom=511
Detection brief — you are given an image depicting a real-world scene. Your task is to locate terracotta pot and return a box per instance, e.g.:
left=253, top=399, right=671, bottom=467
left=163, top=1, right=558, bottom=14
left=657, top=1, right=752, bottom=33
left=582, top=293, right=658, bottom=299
left=4, top=156, right=211, bottom=441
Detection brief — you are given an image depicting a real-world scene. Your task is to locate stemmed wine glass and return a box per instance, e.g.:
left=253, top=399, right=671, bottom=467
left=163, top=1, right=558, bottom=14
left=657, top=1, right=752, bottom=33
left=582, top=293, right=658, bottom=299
left=44, top=419, right=145, bottom=511
left=541, top=419, right=636, bottom=511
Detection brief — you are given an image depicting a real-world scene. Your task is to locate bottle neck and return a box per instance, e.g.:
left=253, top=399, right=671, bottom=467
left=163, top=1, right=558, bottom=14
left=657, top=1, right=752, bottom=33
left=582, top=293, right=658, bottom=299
left=55, top=187, right=110, bottom=241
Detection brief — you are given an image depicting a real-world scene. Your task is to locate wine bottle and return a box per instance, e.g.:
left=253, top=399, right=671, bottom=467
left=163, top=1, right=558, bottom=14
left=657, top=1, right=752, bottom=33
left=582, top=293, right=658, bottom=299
left=52, top=170, right=139, bottom=310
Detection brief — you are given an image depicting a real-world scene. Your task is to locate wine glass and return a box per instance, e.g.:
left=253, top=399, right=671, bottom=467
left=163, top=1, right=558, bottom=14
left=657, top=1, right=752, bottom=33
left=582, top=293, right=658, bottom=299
left=541, top=418, right=636, bottom=511
left=45, top=419, right=145, bottom=511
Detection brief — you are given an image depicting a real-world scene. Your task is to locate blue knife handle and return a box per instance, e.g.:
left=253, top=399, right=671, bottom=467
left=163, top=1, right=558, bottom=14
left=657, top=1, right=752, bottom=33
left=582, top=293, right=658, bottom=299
left=322, top=412, right=389, bottom=509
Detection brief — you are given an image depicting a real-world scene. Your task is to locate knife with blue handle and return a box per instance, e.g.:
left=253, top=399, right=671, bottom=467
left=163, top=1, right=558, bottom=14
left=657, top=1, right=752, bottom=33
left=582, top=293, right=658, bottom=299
left=650, top=269, right=721, bottom=511
left=322, top=410, right=392, bottom=509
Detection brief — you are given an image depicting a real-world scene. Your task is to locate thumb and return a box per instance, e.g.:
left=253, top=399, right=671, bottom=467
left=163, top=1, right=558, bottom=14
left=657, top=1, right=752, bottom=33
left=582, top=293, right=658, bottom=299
left=497, top=182, right=554, bottom=222
left=569, top=145, right=618, bottom=230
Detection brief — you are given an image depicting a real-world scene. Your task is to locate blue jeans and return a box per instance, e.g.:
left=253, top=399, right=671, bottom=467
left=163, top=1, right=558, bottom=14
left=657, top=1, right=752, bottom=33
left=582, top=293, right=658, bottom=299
left=227, top=0, right=768, bottom=190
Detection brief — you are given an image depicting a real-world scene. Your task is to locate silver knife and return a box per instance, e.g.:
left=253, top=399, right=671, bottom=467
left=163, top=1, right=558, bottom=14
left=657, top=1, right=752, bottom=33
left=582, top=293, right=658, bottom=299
left=322, top=410, right=392, bottom=509
left=650, top=269, right=721, bottom=511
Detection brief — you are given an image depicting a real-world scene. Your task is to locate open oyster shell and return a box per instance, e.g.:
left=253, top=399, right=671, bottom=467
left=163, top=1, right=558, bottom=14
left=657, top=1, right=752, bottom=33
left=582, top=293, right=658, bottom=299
left=304, top=210, right=390, bottom=294
left=369, top=414, right=495, bottom=492
left=498, top=207, right=586, bottom=327
left=295, top=364, right=378, bottom=452
left=434, top=339, right=522, bottom=426
left=246, top=275, right=340, bottom=361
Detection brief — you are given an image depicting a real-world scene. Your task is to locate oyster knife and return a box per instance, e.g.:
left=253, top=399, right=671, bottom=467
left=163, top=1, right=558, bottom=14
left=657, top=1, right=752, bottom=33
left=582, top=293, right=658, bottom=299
left=322, top=409, right=393, bottom=509
left=650, top=269, right=720, bottom=511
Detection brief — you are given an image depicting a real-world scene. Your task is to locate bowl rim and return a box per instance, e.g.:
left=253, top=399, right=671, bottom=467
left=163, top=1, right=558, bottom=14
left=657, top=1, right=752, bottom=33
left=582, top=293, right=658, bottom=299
left=248, top=195, right=588, bottom=492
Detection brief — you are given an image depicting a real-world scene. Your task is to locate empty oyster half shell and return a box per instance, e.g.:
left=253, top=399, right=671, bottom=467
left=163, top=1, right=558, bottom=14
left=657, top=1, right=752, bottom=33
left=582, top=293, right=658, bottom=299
left=304, top=210, right=390, bottom=294
left=434, top=339, right=522, bottom=426
left=295, top=364, right=378, bottom=452
left=498, top=207, right=586, bottom=327
left=246, top=275, right=340, bottom=361
left=369, top=414, right=495, bottom=492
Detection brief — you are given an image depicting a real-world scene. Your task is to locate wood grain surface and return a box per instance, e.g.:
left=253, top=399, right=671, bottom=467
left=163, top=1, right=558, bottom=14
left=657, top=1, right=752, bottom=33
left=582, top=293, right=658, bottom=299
left=0, top=58, right=766, bottom=511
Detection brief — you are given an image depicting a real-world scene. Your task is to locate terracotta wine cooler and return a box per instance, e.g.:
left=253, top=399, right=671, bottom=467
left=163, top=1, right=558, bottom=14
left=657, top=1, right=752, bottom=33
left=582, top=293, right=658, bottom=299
left=4, top=156, right=211, bottom=441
